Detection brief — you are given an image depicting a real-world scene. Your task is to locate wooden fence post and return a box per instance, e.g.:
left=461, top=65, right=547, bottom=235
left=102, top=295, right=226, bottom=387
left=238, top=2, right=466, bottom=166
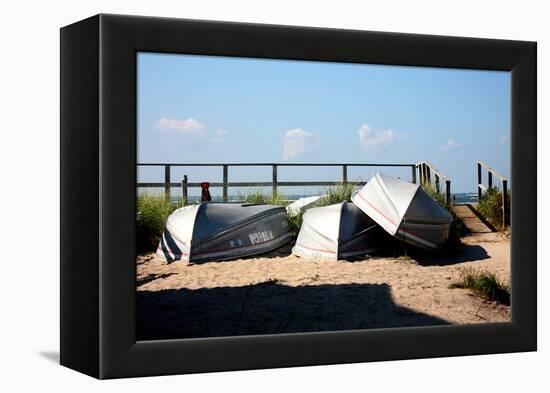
left=446, top=180, right=451, bottom=206
left=164, top=164, right=171, bottom=201
left=488, top=172, right=493, bottom=189
left=477, top=162, right=482, bottom=200
left=342, top=165, right=348, bottom=184
left=502, top=179, right=509, bottom=228
left=223, top=165, right=228, bottom=202
left=423, top=163, right=427, bottom=184
left=181, top=175, right=188, bottom=205
left=426, top=166, right=431, bottom=184
left=272, top=164, right=278, bottom=198
left=435, top=174, right=440, bottom=193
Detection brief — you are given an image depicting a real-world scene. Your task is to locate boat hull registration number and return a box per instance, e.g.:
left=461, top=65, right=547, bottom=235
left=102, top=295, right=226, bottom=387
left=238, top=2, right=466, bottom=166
left=248, top=230, right=275, bottom=245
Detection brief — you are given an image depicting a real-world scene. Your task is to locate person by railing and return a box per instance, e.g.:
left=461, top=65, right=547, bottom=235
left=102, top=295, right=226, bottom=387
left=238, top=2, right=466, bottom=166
left=200, top=182, right=212, bottom=202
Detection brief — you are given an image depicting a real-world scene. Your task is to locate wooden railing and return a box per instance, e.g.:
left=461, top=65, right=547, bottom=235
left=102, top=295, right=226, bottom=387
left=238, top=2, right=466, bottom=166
left=477, top=161, right=509, bottom=228
left=137, top=162, right=417, bottom=202
left=415, top=161, right=452, bottom=206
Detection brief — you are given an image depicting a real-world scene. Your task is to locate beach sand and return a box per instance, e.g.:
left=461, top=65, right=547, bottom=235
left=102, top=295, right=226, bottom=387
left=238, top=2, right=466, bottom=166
left=137, top=231, right=510, bottom=340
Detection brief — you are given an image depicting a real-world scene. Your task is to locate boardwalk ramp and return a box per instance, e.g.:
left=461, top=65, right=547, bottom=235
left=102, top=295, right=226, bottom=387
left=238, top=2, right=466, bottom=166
left=452, top=204, right=496, bottom=234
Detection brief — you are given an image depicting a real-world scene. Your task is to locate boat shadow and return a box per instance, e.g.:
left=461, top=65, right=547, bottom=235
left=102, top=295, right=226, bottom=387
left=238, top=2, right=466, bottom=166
left=137, top=282, right=449, bottom=341
left=259, top=241, right=294, bottom=258
left=331, top=235, right=490, bottom=267
left=410, top=244, right=490, bottom=266
left=237, top=237, right=490, bottom=267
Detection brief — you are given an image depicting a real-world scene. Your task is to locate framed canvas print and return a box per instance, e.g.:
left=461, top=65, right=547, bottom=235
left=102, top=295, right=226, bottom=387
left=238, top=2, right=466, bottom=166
left=60, top=14, right=536, bottom=379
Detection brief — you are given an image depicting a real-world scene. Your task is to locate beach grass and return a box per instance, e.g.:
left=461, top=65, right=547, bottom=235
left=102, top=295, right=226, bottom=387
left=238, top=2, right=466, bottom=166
left=477, top=186, right=510, bottom=230
left=317, top=183, right=356, bottom=206
left=287, top=209, right=304, bottom=235
left=242, top=190, right=288, bottom=206
left=421, top=182, right=450, bottom=210
left=449, top=267, right=510, bottom=305
left=137, top=193, right=182, bottom=252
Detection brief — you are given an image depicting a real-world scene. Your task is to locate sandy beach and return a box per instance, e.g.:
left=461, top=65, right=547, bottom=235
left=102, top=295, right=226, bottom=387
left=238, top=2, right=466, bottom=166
left=137, top=231, right=510, bottom=340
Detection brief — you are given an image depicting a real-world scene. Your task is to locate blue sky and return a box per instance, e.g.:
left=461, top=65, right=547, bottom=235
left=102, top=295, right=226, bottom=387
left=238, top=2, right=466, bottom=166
left=137, top=52, right=510, bottom=195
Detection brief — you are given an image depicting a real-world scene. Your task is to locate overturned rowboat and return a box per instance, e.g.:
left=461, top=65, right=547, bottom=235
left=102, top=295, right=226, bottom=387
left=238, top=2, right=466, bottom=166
left=292, top=202, right=388, bottom=260
left=286, top=195, right=322, bottom=216
left=157, top=203, right=292, bottom=264
left=351, top=173, right=452, bottom=250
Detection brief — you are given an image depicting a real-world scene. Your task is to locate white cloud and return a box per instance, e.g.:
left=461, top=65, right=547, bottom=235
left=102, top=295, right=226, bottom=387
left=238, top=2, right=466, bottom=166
left=156, top=117, right=207, bottom=137
left=282, top=128, right=316, bottom=160
left=211, top=128, right=228, bottom=143
left=442, top=139, right=460, bottom=151
left=156, top=117, right=230, bottom=144
left=498, top=135, right=509, bottom=145
left=358, top=123, right=404, bottom=151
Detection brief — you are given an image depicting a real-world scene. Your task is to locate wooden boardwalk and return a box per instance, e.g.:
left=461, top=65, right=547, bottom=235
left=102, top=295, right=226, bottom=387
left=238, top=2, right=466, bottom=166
left=452, top=204, right=495, bottom=234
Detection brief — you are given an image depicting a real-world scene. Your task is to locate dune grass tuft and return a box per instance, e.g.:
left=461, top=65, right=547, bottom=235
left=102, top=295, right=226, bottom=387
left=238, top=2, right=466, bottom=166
left=421, top=182, right=450, bottom=210
left=477, top=186, right=510, bottom=230
left=243, top=191, right=287, bottom=206
left=137, top=193, right=182, bottom=253
left=449, top=267, right=510, bottom=305
left=287, top=210, right=304, bottom=235
left=317, top=183, right=356, bottom=206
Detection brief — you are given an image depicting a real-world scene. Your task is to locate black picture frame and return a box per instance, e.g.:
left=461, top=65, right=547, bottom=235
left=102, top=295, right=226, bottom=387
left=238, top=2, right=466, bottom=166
left=60, top=14, right=536, bottom=379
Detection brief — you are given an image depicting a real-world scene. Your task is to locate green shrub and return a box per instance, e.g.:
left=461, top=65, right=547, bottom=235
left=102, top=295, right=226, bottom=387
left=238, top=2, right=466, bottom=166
left=317, top=183, right=356, bottom=206
left=136, top=194, right=182, bottom=253
left=243, top=191, right=271, bottom=204
left=287, top=209, right=304, bottom=235
left=449, top=267, right=510, bottom=305
left=243, top=191, right=287, bottom=206
left=477, top=186, right=509, bottom=229
left=421, top=182, right=449, bottom=210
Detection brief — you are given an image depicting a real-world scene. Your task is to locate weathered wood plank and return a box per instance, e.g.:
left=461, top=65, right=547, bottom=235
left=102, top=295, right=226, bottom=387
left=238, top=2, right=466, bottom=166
left=164, top=165, right=170, bottom=201
left=222, top=165, right=228, bottom=202
left=272, top=165, right=277, bottom=198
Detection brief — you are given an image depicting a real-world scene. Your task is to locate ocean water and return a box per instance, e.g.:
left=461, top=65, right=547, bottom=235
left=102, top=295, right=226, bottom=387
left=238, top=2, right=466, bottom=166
left=452, top=193, right=479, bottom=204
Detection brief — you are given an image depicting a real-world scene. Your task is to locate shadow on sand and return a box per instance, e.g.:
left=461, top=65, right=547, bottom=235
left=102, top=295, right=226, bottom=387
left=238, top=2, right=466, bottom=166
left=246, top=237, right=489, bottom=267
left=334, top=234, right=491, bottom=267
left=137, top=273, right=176, bottom=287
left=137, top=282, right=449, bottom=341
left=411, top=244, right=490, bottom=266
